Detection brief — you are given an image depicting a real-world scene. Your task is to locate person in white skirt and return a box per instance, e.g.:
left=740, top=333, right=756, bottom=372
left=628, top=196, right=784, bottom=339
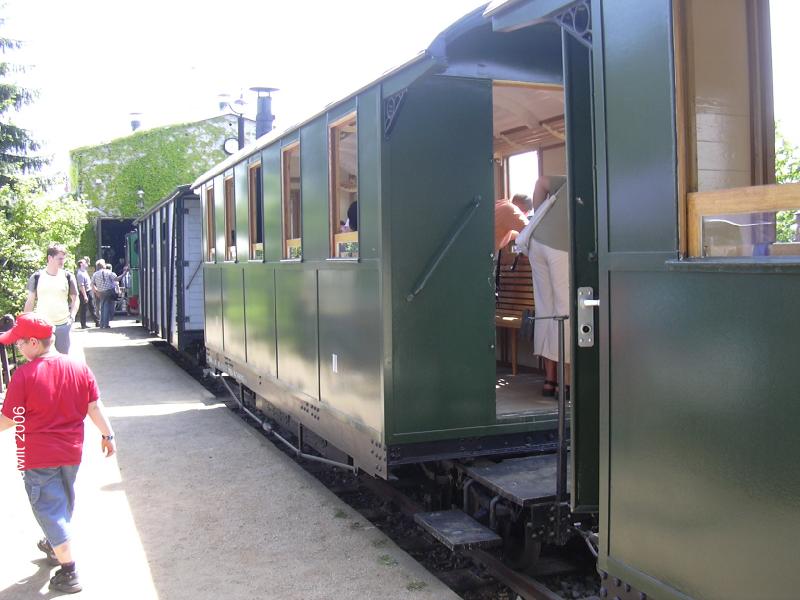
left=516, top=175, right=570, bottom=398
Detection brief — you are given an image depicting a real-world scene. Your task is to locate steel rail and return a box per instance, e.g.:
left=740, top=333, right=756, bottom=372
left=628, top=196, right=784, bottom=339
left=463, top=549, right=565, bottom=600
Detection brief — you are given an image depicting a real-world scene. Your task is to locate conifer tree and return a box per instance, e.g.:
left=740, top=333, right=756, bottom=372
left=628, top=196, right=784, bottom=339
left=0, top=19, right=44, bottom=190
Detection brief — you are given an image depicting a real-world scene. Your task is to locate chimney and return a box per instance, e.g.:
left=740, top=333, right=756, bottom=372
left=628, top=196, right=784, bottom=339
left=251, top=87, right=278, bottom=138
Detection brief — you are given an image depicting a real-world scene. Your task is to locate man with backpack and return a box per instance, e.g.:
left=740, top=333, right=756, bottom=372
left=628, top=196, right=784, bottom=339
left=23, top=243, right=79, bottom=354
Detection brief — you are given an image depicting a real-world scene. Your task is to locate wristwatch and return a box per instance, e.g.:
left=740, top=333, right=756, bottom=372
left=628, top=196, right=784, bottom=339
left=102, top=434, right=115, bottom=441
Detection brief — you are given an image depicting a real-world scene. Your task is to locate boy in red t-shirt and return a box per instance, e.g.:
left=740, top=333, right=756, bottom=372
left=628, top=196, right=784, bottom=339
left=0, top=313, right=116, bottom=594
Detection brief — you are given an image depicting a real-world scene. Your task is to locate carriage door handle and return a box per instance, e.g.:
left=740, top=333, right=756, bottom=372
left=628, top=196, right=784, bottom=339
left=577, top=287, right=599, bottom=348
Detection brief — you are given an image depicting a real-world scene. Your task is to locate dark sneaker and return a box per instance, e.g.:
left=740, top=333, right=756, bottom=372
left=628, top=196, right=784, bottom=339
left=49, top=567, right=82, bottom=594
left=36, top=538, right=59, bottom=566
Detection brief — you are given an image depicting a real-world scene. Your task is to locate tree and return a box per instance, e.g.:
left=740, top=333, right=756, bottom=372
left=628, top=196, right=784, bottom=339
left=0, top=184, right=88, bottom=315
left=775, top=128, right=800, bottom=243
left=0, top=21, right=44, bottom=191
left=0, top=18, right=86, bottom=316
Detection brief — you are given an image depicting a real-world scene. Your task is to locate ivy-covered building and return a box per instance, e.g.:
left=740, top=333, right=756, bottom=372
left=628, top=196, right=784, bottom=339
left=70, top=114, right=255, bottom=217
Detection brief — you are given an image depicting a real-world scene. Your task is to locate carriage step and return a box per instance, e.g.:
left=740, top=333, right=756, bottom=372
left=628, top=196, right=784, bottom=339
left=460, top=453, right=570, bottom=507
left=414, top=509, right=502, bottom=551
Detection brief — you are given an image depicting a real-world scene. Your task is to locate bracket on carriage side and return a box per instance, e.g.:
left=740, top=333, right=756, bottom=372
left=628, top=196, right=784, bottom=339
left=383, top=89, right=407, bottom=139
left=552, top=0, right=592, bottom=49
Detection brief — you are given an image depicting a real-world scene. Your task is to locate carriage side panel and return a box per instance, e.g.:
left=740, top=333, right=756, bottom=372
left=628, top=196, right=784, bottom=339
left=221, top=265, right=246, bottom=363
left=182, top=195, right=205, bottom=333
left=204, top=265, right=223, bottom=353
left=262, top=145, right=282, bottom=262
left=234, top=162, right=250, bottom=263
left=244, top=264, right=277, bottom=377
left=386, top=75, right=495, bottom=441
left=275, top=268, right=319, bottom=399
left=299, top=116, right=331, bottom=261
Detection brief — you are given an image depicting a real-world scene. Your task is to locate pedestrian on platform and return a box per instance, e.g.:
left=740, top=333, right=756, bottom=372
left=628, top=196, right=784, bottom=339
left=23, top=243, right=79, bottom=353
left=75, top=259, right=96, bottom=328
left=82, top=256, right=100, bottom=327
left=91, top=260, right=118, bottom=329
left=0, top=312, right=116, bottom=594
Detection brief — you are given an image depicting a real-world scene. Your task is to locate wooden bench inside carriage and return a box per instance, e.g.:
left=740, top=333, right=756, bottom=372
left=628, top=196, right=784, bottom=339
left=495, top=248, right=534, bottom=375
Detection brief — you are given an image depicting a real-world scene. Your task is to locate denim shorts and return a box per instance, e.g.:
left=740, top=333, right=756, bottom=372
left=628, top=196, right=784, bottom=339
left=23, top=465, right=80, bottom=547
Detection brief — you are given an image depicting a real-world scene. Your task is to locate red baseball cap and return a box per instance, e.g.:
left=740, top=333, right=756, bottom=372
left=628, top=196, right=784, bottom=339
left=0, top=313, right=55, bottom=345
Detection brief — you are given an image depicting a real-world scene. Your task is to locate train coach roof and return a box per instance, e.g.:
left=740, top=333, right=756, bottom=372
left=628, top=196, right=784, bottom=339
left=191, top=4, right=490, bottom=189
left=134, top=184, right=197, bottom=225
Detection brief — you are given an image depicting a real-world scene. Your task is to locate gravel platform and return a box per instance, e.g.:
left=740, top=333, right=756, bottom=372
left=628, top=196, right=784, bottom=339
left=0, top=320, right=458, bottom=600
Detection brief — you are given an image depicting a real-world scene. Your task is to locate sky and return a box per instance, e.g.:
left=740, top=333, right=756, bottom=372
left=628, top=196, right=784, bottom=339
left=2, top=0, right=798, bottom=183
left=2, top=0, right=485, bottom=178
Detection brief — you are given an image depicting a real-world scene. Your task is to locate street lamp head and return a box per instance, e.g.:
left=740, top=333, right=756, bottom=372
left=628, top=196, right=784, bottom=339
left=217, top=92, right=246, bottom=116
left=129, top=112, right=143, bottom=132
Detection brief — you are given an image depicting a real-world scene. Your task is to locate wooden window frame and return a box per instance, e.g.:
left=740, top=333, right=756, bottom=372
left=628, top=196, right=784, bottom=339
left=224, top=176, right=236, bottom=262
left=205, top=186, right=215, bottom=262
left=328, top=112, right=359, bottom=259
left=281, top=142, right=302, bottom=260
left=248, top=162, right=263, bottom=261
left=687, top=182, right=800, bottom=258
left=674, top=0, right=776, bottom=258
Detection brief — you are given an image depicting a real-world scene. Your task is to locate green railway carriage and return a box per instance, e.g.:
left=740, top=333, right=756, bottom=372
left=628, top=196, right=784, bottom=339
left=194, top=1, right=800, bottom=597
left=486, top=1, right=798, bottom=599
left=193, top=8, right=569, bottom=480
left=124, top=230, right=139, bottom=314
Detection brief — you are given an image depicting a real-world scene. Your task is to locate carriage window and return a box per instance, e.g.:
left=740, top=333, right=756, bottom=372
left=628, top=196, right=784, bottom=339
left=224, top=176, right=236, bottom=261
left=248, top=163, right=263, bottom=260
left=329, top=113, right=358, bottom=258
left=507, top=150, right=539, bottom=204
left=679, top=0, right=800, bottom=257
left=282, top=143, right=302, bottom=259
left=205, top=187, right=215, bottom=262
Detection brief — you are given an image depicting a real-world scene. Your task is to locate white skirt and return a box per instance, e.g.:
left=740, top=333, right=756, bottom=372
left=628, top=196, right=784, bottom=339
left=528, top=239, right=571, bottom=364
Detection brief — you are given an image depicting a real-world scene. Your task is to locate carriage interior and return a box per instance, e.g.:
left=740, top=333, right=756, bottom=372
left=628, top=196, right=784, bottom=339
left=490, top=82, right=567, bottom=418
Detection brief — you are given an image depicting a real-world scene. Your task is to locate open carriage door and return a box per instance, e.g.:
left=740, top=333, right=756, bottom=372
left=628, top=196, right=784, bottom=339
left=562, top=14, right=599, bottom=514
left=488, top=0, right=600, bottom=513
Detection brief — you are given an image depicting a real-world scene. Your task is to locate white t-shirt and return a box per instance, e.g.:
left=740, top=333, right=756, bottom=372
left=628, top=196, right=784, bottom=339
left=27, top=270, right=73, bottom=325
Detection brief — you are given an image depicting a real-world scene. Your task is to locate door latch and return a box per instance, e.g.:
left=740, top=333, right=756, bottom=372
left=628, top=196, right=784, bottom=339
left=577, top=287, right=599, bottom=348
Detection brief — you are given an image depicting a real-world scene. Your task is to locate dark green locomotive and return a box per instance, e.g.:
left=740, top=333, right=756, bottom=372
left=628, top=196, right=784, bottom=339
left=194, top=1, right=800, bottom=598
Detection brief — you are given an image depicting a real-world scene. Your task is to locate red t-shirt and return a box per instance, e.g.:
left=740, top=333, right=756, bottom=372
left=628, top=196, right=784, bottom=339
left=1, top=354, right=99, bottom=469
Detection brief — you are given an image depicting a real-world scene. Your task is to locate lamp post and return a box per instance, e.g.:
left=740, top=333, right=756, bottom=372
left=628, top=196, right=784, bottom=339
left=218, top=93, right=247, bottom=150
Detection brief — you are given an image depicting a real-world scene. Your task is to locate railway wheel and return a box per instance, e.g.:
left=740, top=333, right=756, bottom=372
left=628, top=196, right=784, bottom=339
left=501, top=520, right=541, bottom=572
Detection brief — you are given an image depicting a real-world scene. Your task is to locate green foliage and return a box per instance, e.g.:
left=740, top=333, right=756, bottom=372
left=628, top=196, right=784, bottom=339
left=75, top=222, right=98, bottom=267
left=0, top=21, right=46, bottom=190
left=775, top=129, right=800, bottom=243
left=69, top=118, right=235, bottom=217
left=0, top=183, right=89, bottom=315
left=377, top=554, right=398, bottom=567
